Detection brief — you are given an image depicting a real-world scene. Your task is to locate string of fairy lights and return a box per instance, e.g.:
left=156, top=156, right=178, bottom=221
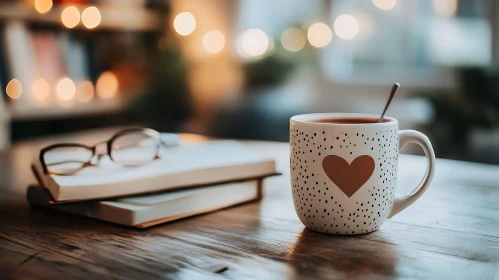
left=173, top=0, right=457, bottom=58
left=35, top=0, right=101, bottom=29
left=4, top=0, right=458, bottom=105
left=6, top=72, right=118, bottom=105
left=173, top=11, right=339, bottom=59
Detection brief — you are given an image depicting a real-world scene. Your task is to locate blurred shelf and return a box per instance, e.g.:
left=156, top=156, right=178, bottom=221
left=10, top=98, right=128, bottom=121
left=0, top=3, right=163, bottom=32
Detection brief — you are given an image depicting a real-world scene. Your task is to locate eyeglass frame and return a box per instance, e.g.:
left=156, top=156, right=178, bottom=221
left=39, top=127, right=162, bottom=175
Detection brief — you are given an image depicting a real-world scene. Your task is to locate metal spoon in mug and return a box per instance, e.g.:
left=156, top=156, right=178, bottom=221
left=379, top=82, right=400, bottom=123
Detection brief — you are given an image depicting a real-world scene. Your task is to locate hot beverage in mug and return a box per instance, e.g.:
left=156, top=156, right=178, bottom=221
left=289, top=113, right=435, bottom=235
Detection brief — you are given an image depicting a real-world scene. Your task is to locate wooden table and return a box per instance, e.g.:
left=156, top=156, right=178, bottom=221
left=1, top=128, right=499, bottom=279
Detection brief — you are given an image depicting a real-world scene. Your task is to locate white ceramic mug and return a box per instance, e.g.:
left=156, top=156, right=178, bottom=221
left=290, top=113, right=435, bottom=234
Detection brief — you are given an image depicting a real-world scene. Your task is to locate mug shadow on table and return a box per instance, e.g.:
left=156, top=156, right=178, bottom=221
left=288, top=228, right=399, bottom=278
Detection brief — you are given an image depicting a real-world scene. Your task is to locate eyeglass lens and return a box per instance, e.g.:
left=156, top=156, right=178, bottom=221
left=44, top=146, right=93, bottom=174
left=110, top=131, right=159, bottom=166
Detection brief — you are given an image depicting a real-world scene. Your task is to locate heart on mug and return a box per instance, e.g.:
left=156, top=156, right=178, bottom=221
left=322, top=155, right=375, bottom=197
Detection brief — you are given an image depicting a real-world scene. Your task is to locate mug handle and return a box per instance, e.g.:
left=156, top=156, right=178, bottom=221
left=388, top=130, right=436, bottom=218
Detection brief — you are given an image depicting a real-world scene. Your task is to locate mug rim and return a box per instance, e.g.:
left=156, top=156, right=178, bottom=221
left=290, top=113, right=397, bottom=126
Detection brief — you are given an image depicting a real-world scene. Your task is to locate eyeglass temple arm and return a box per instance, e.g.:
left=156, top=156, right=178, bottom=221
left=46, top=160, right=89, bottom=166
left=160, top=133, right=180, bottom=147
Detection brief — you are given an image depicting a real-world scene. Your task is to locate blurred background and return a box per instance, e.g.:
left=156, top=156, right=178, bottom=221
left=0, top=0, right=498, bottom=163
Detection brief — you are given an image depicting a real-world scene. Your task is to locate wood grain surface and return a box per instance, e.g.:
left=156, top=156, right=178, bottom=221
left=1, top=128, right=499, bottom=279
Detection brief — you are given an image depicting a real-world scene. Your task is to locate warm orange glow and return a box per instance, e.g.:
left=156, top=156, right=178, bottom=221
left=6, top=79, right=22, bottom=100
left=96, top=71, right=118, bottom=99
left=188, top=62, right=243, bottom=106
left=173, top=12, right=196, bottom=36
left=202, top=30, right=225, bottom=54
left=237, top=29, right=270, bottom=58
left=281, top=28, right=306, bottom=51
left=56, top=77, right=76, bottom=101
left=334, top=14, right=359, bottom=40
left=34, top=0, right=53, bottom=14
left=434, top=0, right=458, bottom=17
left=372, top=0, right=397, bottom=10
left=61, top=6, right=80, bottom=29
left=76, top=81, right=94, bottom=103
left=307, top=23, right=332, bottom=48
left=32, top=78, right=51, bottom=104
left=81, top=6, right=101, bottom=29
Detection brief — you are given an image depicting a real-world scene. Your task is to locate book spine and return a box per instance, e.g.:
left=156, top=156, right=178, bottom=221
left=3, top=21, right=36, bottom=106
left=28, top=186, right=135, bottom=226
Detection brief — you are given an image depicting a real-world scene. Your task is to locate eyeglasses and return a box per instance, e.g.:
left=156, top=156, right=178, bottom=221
left=40, top=128, right=177, bottom=175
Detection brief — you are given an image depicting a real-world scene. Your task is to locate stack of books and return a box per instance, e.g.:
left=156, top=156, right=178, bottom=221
left=28, top=140, right=278, bottom=228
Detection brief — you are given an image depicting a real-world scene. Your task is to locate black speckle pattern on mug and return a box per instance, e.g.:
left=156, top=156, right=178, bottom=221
left=290, top=125, right=398, bottom=234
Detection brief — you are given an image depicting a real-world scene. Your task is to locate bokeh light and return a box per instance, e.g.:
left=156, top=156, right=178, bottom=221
left=31, top=79, right=51, bottom=104
left=76, top=81, right=94, bottom=103
left=281, top=28, right=306, bottom=51
left=6, top=79, right=22, bottom=100
left=34, top=0, right=53, bottom=14
left=372, top=0, right=397, bottom=10
left=96, top=71, right=118, bottom=99
left=202, top=30, right=225, bottom=54
left=81, top=6, right=101, bottom=29
left=173, top=12, right=196, bottom=36
left=61, top=6, right=80, bottom=29
left=307, top=23, right=333, bottom=48
left=434, top=0, right=458, bottom=17
left=334, top=14, right=359, bottom=40
left=237, top=29, right=270, bottom=58
left=56, top=77, right=76, bottom=101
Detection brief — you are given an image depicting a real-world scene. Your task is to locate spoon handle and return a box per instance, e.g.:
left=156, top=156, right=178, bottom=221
left=379, top=83, right=400, bottom=122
